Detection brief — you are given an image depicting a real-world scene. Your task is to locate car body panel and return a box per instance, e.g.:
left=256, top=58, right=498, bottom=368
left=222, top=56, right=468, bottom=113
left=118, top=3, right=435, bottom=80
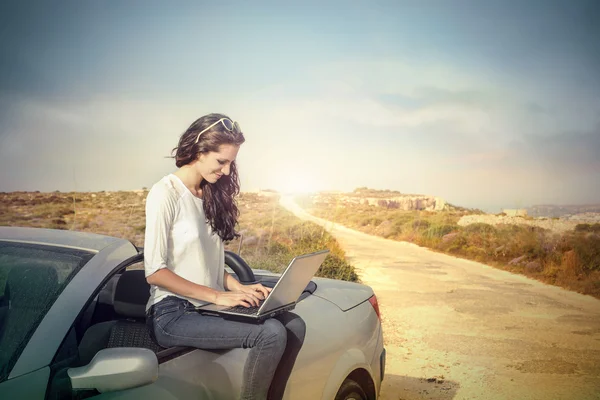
left=319, top=302, right=383, bottom=400
left=251, top=269, right=376, bottom=312
left=0, top=227, right=385, bottom=399
left=95, top=347, right=247, bottom=400
left=0, top=226, right=121, bottom=253
left=83, top=294, right=383, bottom=400
left=0, top=367, right=50, bottom=399
left=312, top=278, right=375, bottom=311
left=90, top=294, right=382, bottom=399
left=321, top=348, right=373, bottom=400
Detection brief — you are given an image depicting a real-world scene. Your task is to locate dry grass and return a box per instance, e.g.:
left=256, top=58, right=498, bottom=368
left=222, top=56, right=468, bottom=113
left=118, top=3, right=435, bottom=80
left=306, top=197, right=600, bottom=299
left=1, top=191, right=147, bottom=245
left=0, top=191, right=358, bottom=282
left=228, top=193, right=358, bottom=281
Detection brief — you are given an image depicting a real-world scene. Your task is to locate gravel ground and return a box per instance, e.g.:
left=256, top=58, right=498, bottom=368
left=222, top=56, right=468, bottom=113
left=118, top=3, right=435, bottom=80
left=282, top=197, right=600, bottom=400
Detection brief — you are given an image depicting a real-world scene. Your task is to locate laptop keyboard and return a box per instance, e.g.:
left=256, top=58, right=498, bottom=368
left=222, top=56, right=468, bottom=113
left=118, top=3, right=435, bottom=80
left=224, top=300, right=265, bottom=315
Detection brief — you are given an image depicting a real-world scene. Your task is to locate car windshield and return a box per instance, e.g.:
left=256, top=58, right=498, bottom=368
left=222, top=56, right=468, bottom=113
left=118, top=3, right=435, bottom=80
left=0, top=240, right=94, bottom=381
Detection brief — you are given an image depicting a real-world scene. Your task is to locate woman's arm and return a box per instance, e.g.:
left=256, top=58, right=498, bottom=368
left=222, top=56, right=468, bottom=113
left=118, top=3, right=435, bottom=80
left=148, top=268, right=218, bottom=303
left=148, top=268, right=263, bottom=307
left=223, top=270, right=243, bottom=291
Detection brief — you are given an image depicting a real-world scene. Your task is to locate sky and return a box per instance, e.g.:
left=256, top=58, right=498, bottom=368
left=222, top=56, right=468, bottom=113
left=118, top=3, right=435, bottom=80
left=0, top=0, right=599, bottom=212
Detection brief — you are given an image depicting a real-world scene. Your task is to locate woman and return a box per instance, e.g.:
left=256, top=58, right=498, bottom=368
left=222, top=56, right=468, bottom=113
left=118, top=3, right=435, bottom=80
left=144, top=113, right=306, bottom=400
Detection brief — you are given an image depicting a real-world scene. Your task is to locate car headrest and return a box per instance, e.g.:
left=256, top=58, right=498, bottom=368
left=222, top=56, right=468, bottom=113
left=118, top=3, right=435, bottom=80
left=6, top=264, right=59, bottom=308
left=113, top=269, right=150, bottom=318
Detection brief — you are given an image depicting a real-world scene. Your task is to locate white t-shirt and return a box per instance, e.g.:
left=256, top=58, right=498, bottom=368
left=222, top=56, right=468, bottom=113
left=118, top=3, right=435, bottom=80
left=143, top=173, right=224, bottom=311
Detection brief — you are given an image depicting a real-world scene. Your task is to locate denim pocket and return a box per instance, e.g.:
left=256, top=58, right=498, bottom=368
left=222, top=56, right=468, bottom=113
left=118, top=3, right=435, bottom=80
left=154, top=297, right=184, bottom=323
left=156, top=303, right=181, bottom=315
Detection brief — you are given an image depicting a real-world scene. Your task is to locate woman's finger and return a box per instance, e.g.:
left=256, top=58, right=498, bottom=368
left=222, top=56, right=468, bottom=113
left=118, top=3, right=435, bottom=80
left=256, top=284, right=270, bottom=298
left=261, top=285, right=272, bottom=294
left=237, top=293, right=255, bottom=306
left=253, top=287, right=266, bottom=300
left=243, top=293, right=258, bottom=306
left=238, top=299, right=252, bottom=308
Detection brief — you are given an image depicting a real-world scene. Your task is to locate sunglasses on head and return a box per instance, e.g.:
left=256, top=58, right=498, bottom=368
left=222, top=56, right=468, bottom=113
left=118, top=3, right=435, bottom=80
left=194, top=118, right=242, bottom=144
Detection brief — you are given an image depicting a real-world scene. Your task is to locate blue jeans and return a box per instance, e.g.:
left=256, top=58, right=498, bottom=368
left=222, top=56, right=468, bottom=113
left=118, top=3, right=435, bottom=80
left=146, top=296, right=306, bottom=400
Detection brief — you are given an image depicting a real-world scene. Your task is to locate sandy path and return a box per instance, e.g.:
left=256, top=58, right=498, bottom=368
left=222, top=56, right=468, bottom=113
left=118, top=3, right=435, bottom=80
left=280, top=196, right=600, bottom=400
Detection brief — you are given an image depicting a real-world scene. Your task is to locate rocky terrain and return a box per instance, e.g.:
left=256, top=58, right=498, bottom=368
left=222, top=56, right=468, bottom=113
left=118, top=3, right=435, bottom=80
left=312, top=188, right=449, bottom=211
left=526, top=203, right=600, bottom=218
left=308, top=188, right=600, bottom=234
left=458, top=213, right=600, bottom=233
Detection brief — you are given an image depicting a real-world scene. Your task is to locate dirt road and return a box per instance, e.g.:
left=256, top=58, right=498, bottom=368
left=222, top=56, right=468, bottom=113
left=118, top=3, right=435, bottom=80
left=280, top=196, right=600, bottom=400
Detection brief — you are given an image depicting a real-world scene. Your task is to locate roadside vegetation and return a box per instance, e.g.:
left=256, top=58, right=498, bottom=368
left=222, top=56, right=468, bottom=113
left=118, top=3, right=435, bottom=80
left=304, top=191, right=600, bottom=299
left=0, top=191, right=359, bottom=282
left=228, top=193, right=359, bottom=282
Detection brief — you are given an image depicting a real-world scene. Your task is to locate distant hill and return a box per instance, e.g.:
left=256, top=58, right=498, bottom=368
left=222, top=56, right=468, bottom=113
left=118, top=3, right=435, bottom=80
left=304, top=187, right=483, bottom=213
left=526, top=204, right=600, bottom=218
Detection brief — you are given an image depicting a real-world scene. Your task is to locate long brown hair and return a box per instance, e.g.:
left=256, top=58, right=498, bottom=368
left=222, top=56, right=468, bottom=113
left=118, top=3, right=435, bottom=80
left=171, top=113, right=245, bottom=241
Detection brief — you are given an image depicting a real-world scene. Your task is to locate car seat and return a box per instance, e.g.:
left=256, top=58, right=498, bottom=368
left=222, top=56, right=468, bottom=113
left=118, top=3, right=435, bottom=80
left=78, top=269, right=166, bottom=365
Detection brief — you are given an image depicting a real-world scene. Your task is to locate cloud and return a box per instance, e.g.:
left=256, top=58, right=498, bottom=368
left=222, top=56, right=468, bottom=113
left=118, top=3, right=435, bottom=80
left=0, top=96, right=201, bottom=191
left=238, top=59, right=600, bottom=208
left=516, top=128, right=600, bottom=173
left=1, top=54, right=598, bottom=210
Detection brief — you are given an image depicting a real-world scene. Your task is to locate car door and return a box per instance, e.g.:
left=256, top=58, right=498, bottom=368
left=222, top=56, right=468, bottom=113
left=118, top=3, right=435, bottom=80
left=45, top=254, right=248, bottom=400
left=90, top=348, right=249, bottom=400
left=0, top=239, right=97, bottom=400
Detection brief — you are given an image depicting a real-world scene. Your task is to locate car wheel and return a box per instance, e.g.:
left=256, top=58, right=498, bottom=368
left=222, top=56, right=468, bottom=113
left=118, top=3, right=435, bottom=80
left=334, top=378, right=367, bottom=400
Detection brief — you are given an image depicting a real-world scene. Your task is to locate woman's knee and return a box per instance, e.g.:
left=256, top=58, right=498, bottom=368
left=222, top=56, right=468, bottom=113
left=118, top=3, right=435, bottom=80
left=286, top=315, right=306, bottom=343
left=259, top=319, right=287, bottom=348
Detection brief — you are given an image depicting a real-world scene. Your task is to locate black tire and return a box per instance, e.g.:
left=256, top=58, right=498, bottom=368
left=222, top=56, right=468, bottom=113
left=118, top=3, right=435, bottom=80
left=334, top=378, right=367, bottom=400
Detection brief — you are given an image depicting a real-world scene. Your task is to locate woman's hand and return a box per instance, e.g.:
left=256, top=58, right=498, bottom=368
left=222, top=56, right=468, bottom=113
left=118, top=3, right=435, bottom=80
left=239, top=283, right=272, bottom=300
left=213, top=289, right=264, bottom=308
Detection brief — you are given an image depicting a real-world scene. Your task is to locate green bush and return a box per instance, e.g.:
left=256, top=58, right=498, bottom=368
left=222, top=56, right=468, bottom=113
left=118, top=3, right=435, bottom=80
left=575, top=224, right=591, bottom=232
left=391, top=213, right=415, bottom=226
left=575, top=223, right=600, bottom=233
left=423, top=224, right=455, bottom=238
left=566, top=233, right=600, bottom=272
left=317, top=254, right=360, bottom=281
left=444, top=235, right=468, bottom=254
left=390, top=219, right=409, bottom=236
left=463, top=223, right=497, bottom=234
left=464, top=245, right=487, bottom=260
left=358, top=216, right=384, bottom=227
left=369, top=216, right=384, bottom=226
left=412, top=219, right=431, bottom=230
left=235, top=209, right=359, bottom=282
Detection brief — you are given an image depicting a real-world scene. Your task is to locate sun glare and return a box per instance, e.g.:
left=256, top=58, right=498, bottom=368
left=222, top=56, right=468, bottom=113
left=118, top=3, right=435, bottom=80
left=274, top=171, right=319, bottom=195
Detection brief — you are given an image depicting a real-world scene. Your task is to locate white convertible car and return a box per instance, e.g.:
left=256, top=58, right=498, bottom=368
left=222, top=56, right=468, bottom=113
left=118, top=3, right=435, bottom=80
left=0, top=226, right=385, bottom=399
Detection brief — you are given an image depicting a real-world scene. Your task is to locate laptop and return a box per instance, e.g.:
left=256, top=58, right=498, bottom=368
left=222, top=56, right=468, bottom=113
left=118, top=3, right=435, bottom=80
left=194, top=249, right=329, bottom=322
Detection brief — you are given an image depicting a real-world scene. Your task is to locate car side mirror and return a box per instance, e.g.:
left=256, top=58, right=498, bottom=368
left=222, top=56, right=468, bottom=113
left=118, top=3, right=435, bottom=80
left=68, top=347, right=158, bottom=393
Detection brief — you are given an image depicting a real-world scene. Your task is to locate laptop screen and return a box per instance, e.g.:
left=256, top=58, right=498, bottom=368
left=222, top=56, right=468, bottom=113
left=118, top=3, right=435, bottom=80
left=258, top=250, right=329, bottom=313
